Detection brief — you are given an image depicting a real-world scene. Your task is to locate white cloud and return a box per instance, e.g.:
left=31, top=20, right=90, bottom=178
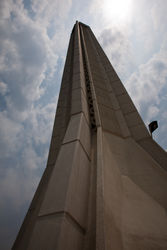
left=22, top=146, right=43, bottom=170
left=28, top=99, right=58, bottom=145
left=0, top=0, right=12, bottom=19
left=126, top=49, right=167, bottom=111
left=0, top=100, right=57, bottom=213
left=31, top=0, right=72, bottom=28
left=0, top=0, right=60, bottom=114
left=0, top=0, right=61, bottom=214
left=151, top=0, right=167, bottom=33
left=146, top=106, right=159, bottom=124
left=99, top=26, right=134, bottom=79
left=0, top=166, right=40, bottom=212
left=0, top=81, right=8, bottom=95
left=0, top=112, right=23, bottom=158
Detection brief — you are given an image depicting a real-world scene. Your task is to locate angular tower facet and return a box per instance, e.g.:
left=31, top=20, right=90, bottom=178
left=13, top=21, right=167, bottom=250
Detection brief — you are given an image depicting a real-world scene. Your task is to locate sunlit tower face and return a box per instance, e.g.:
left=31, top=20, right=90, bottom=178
left=102, top=0, right=132, bottom=23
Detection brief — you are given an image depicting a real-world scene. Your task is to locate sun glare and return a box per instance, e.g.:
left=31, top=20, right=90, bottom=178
left=102, top=0, right=132, bottom=23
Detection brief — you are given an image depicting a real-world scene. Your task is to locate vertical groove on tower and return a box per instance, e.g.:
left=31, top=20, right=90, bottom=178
left=78, top=23, right=98, bottom=250
left=80, top=24, right=106, bottom=250
left=79, top=24, right=97, bottom=132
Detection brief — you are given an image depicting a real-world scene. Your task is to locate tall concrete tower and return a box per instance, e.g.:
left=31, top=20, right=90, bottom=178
left=13, top=22, right=167, bottom=250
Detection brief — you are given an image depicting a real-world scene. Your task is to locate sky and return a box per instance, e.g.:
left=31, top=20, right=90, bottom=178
left=0, top=0, right=167, bottom=249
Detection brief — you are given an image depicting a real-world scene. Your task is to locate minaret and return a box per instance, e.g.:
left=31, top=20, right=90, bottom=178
left=13, top=21, right=167, bottom=250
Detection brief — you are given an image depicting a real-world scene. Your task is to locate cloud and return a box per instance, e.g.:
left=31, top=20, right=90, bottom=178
left=0, top=166, right=39, bottom=211
left=0, top=0, right=12, bottom=19
left=98, top=26, right=134, bottom=79
left=27, top=99, right=58, bottom=146
left=0, top=112, right=23, bottom=158
left=0, top=2, right=62, bottom=247
left=0, top=12, right=58, bottom=111
left=151, top=0, right=167, bottom=33
left=126, top=49, right=167, bottom=111
left=0, top=81, right=8, bottom=95
left=0, top=0, right=61, bottom=157
left=146, top=106, right=159, bottom=124
left=31, top=0, right=72, bottom=27
left=0, top=101, right=57, bottom=219
left=0, top=2, right=60, bottom=207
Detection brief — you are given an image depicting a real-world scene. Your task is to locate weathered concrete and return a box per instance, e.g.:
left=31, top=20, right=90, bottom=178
left=13, top=21, right=167, bottom=250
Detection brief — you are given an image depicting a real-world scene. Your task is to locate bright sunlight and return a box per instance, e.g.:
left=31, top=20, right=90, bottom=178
left=102, top=0, right=132, bottom=23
